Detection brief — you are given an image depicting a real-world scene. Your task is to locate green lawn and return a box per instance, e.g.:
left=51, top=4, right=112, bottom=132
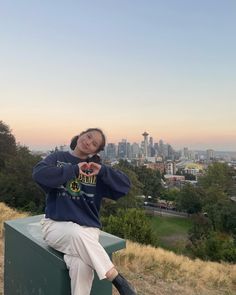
left=149, top=215, right=193, bottom=253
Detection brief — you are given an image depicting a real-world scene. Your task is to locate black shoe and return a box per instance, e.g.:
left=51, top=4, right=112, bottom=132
left=112, top=274, right=137, bottom=295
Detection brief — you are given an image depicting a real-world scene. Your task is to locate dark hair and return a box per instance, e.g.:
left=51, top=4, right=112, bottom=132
left=70, top=128, right=106, bottom=153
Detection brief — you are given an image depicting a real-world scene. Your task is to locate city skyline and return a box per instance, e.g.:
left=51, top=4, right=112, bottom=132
left=1, top=1, right=236, bottom=152
left=25, top=130, right=236, bottom=154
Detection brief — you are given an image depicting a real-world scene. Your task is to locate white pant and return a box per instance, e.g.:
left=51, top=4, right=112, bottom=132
left=41, top=218, right=114, bottom=295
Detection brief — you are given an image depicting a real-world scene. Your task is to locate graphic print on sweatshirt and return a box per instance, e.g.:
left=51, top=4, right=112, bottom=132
left=57, top=161, right=97, bottom=200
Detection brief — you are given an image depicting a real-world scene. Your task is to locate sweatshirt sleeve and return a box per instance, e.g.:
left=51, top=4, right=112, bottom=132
left=32, top=152, right=79, bottom=191
left=97, top=165, right=131, bottom=200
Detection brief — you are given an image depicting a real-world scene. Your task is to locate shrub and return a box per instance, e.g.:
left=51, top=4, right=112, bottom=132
left=101, top=208, right=157, bottom=246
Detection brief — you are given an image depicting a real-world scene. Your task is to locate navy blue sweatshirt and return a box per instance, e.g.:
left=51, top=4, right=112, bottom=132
left=32, top=151, right=131, bottom=228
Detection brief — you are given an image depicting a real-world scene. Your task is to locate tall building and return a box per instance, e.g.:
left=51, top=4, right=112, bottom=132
left=142, top=131, right=149, bottom=159
left=106, top=143, right=116, bottom=160
left=163, top=144, right=169, bottom=159
left=149, top=137, right=153, bottom=147
left=159, top=139, right=164, bottom=156
left=126, top=142, right=131, bottom=159
left=118, top=139, right=130, bottom=159
left=183, top=147, right=189, bottom=159
left=167, top=144, right=175, bottom=160
left=149, top=137, right=155, bottom=157
left=206, top=149, right=214, bottom=161
left=131, top=143, right=140, bottom=159
left=154, top=142, right=159, bottom=155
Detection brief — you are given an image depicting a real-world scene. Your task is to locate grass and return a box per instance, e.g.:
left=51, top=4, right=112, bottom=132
left=150, top=215, right=193, bottom=236
left=113, top=241, right=236, bottom=295
left=149, top=215, right=193, bottom=253
left=0, top=203, right=29, bottom=295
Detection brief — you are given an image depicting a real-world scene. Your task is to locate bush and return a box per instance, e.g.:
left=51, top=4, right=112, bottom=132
left=101, top=208, right=158, bottom=246
left=189, top=231, right=236, bottom=263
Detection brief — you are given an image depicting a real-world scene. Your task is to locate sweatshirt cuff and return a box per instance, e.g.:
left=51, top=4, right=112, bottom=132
left=98, top=164, right=106, bottom=177
left=73, top=164, right=80, bottom=177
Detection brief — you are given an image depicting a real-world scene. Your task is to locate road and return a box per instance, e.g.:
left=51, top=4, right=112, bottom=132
left=144, top=206, right=189, bottom=218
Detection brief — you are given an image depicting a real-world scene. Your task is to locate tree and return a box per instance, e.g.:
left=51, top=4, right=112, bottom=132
left=133, top=166, right=162, bottom=200
left=0, top=121, right=16, bottom=168
left=115, top=160, right=163, bottom=200
left=115, top=164, right=144, bottom=208
left=160, top=187, right=180, bottom=201
left=203, top=197, right=236, bottom=234
left=176, top=183, right=203, bottom=214
left=189, top=231, right=236, bottom=263
left=198, top=162, right=234, bottom=194
left=0, top=143, right=45, bottom=213
left=189, top=213, right=212, bottom=243
left=186, top=162, right=236, bottom=262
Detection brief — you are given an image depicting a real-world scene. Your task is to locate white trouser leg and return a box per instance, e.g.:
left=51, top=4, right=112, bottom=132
left=64, top=254, right=94, bottom=295
left=41, top=218, right=114, bottom=294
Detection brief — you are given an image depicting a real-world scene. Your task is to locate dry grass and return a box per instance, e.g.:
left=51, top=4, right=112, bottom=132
left=0, top=202, right=29, bottom=237
left=0, top=202, right=28, bottom=295
left=0, top=202, right=236, bottom=295
left=113, top=241, right=236, bottom=295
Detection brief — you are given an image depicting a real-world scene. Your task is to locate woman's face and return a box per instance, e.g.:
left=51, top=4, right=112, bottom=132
left=76, top=130, right=103, bottom=156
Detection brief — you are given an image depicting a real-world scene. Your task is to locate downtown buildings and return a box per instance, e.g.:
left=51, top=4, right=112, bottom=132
left=104, top=132, right=177, bottom=163
left=101, top=131, right=236, bottom=181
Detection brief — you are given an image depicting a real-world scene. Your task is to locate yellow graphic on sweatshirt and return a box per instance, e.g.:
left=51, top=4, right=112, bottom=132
left=78, top=174, right=97, bottom=185
left=66, top=179, right=81, bottom=196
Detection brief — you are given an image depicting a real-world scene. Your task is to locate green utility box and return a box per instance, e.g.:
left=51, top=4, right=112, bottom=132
left=4, top=215, right=126, bottom=295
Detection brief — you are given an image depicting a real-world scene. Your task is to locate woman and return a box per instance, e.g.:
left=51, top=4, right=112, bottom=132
left=32, top=128, right=137, bottom=295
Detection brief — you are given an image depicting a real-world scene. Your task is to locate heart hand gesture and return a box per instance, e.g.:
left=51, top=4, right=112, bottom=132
left=78, top=162, right=101, bottom=177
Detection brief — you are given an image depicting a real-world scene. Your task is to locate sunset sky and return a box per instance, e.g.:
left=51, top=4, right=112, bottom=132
left=1, top=1, right=236, bottom=151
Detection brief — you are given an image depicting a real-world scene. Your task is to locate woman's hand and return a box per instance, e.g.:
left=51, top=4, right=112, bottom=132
left=78, top=162, right=101, bottom=176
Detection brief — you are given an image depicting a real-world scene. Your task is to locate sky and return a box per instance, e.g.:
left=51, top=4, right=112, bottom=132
left=1, top=0, right=236, bottom=151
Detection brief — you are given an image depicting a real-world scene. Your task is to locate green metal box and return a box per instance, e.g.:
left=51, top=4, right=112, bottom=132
left=4, top=215, right=126, bottom=295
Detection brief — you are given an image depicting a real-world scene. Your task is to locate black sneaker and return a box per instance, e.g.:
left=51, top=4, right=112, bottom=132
left=112, top=274, right=137, bottom=295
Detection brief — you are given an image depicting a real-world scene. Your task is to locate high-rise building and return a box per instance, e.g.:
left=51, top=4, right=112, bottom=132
left=149, top=137, right=155, bottom=157
left=163, top=144, right=169, bottom=159
left=149, top=137, right=153, bottom=147
left=167, top=144, right=175, bottom=160
left=142, top=131, right=149, bottom=159
left=183, top=147, right=189, bottom=159
left=159, top=139, right=164, bottom=156
left=106, top=143, right=116, bottom=160
left=118, top=139, right=129, bottom=159
left=126, top=142, right=131, bottom=159
left=131, top=143, right=140, bottom=159
left=154, top=142, right=159, bottom=155
left=206, top=149, right=214, bottom=161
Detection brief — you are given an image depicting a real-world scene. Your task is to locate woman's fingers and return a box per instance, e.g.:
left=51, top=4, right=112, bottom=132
left=78, top=162, right=101, bottom=176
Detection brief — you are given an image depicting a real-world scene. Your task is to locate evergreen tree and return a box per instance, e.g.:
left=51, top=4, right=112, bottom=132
left=0, top=121, right=17, bottom=168
left=176, top=183, right=203, bottom=214
left=0, top=121, right=45, bottom=213
left=0, top=145, right=45, bottom=212
left=198, top=162, right=234, bottom=194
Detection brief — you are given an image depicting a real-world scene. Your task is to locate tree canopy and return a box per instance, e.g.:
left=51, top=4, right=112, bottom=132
left=0, top=121, right=17, bottom=168
left=0, top=121, right=45, bottom=213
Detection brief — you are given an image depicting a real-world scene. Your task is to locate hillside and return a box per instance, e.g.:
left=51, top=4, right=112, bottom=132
left=0, top=202, right=236, bottom=295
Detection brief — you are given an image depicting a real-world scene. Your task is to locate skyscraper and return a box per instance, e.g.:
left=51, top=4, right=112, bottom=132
left=142, top=131, right=149, bottom=159
left=131, top=143, right=140, bottom=159
left=118, top=139, right=129, bottom=159
left=106, top=143, right=116, bottom=160
left=206, top=149, right=214, bottom=161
